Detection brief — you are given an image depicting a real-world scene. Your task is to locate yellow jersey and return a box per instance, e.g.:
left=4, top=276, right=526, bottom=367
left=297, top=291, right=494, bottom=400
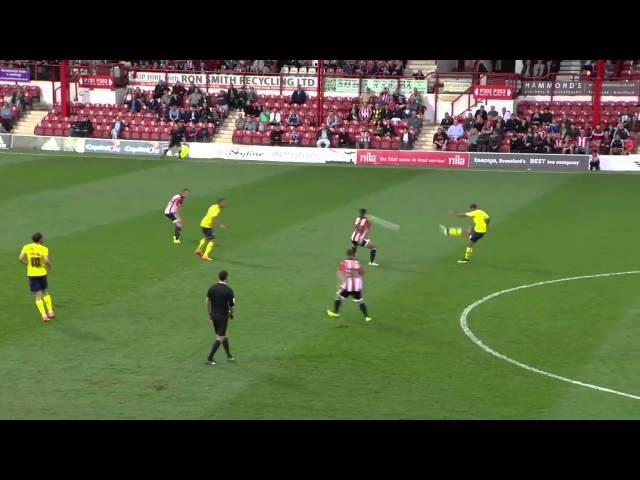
left=20, top=242, right=49, bottom=277
left=466, top=209, right=490, bottom=233
left=200, top=204, right=222, bottom=229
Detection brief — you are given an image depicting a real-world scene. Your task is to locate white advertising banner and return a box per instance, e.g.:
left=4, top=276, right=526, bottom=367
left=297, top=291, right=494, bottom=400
left=599, top=155, right=640, bottom=172
left=187, top=143, right=356, bottom=164
left=129, top=71, right=317, bottom=95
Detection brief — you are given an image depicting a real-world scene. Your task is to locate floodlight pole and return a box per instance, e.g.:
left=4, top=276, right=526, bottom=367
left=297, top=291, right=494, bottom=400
left=317, top=60, right=325, bottom=127
left=592, top=60, right=605, bottom=127
left=60, top=60, right=71, bottom=117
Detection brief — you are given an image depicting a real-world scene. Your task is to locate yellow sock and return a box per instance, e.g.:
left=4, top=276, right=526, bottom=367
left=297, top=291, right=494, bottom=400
left=43, top=294, right=53, bottom=313
left=204, top=241, right=215, bottom=257
left=35, top=299, right=47, bottom=317
left=197, top=238, right=207, bottom=251
left=448, top=227, right=463, bottom=237
left=464, top=246, right=473, bottom=260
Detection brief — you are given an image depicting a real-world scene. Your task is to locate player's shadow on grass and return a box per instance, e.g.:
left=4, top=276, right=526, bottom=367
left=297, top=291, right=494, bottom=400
left=54, top=323, right=106, bottom=342
left=472, top=263, right=553, bottom=275
left=217, top=256, right=298, bottom=273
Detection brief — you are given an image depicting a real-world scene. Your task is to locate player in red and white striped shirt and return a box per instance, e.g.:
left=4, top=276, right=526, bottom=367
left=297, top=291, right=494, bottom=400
left=164, top=188, right=190, bottom=244
left=351, top=208, right=378, bottom=266
left=326, top=248, right=372, bottom=322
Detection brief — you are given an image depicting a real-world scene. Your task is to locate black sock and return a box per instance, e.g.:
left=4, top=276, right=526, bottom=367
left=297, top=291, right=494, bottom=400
left=370, top=249, right=377, bottom=263
left=222, top=338, right=232, bottom=358
left=333, top=299, right=342, bottom=313
left=359, top=302, right=369, bottom=317
left=208, top=340, right=221, bottom=360
left=174, top=225, right=182, bottom=239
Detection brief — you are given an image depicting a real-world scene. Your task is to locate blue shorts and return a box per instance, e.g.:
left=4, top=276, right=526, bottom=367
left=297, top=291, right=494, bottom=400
left=28, top=275, right=48, bottom=293
left=201, top=227, right=216, bottom=240
left=469, top=230, right=485, bottom=243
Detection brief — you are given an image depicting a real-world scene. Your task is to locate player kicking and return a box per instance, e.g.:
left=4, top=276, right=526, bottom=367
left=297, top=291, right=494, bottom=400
left=327, top=248, right=372, bottom=322
left=18, top=232, right=55, bottom=322
left=351, top=208, right=378, bottom=266
left=439, top=203, right=490, bottom=263
left=195, top=198, right=226, bottom=261
left=164, top=188, right=190, bottom=244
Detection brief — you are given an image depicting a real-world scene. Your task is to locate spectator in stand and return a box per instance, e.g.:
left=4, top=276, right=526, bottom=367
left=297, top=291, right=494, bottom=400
left=447, top=120, right=464, bottom=141
left=465, top=127, right=478, bottom=151
left=235, top=114, right=246, bottom=131
left=169, top=93, right=181, bottom=107
left=360, top=88, right=374, bottom=105
left=242, top=87, right=256, bottom=106
left=168, top=106, right=180, bottom=122
left=518, top=116, right=529, bottom=133
left=413, top=89, right=425, bottom=113
left=374, top=120, right=385, bottom=137
left=401, top=104, right=413, bottom=120
left=346, top=105, right=359, bottom=122
left=187, top=82, right=200, bottom=96
left=475, top=105, right=488, bottom=121
left=244, top=100, right=259, bottom=117
left=440, top=112, right=453, bottom=127
left=489, top=131, right=503, bottom=152
left=357, top=128, right=371, bottom=148
left=599, top=133, right=611, bottom=154
left=408, top=111, right=422, bottom=133
left=505, top=115, right=518, bottom=132
left=179, top=107, right=190, bottom=123
left=510, top=133, right=525, bottom=153
left=149, top=96, right=161, bottom=113
left=188, top=88, right=204, bottom=108
left=258, top=109, right=270, bottom=132
left=371, top=106, right=383, bottom=123
left=533, top=60, right=548, bottom=77
left=393, top=89, right=406, bottom=110
left=0, top=104, right=14, bottom=130
left=327, top=111, right=341, bottom=129
left=614, top=122, right=630, bottom=140
left=359, top=103, right=373, bottom=122
left=548, top=119, right=560, bottom=134
left=153, top=80, right=166, bottom=99
left=521, top=60, right=533, bottom=77
left=610, top=134, right=625, bottom=155
left=630, top=113, right=640, bottom=133
left=227, top=84, right=240, bottom=110
left=589, top=152, right=600, bottom=171
left=531, top=108, right=542, bottom=127
left=540, top=107, right=553, bottom=124
left=161, top=89, right=172, bottom=107
left=209, top=107, right=222, bottom=126
left=500, top=107, right=511, bottom=121
left=477, top=124, right=492, bottom=152
left=289, top=128, right=301, bottom=145
left=129, top=96, right=142, bottom=113
left=287, top=111, right=301, bottom=127
left=217, top=93, right=230, bottom=115
left=337, top=127, right=350, bottom=148
left=575, top=132, right=589, bottom=154
left=237, top=87, right=248, bottom=109
left=316, top=124, right=332, bottom=148
left=413, top=69, right=425, bottom=79
left=462, top=112, right=474, bottom=131
left=487, top=106, right=499, bottom=120
left=270, top=126, right=283, bottom=146
left=379, top=87, right=391, bottom=105
left=187, top=106, right=199, bottom=124
left=172, top=81, right=187, bottom=102
left=433, top=127, right=448, bottom=150
left=381, top=105, right=394, bottom=121
left=291, top=85, right=307, bottom=105
left=124, top=88, right=134, bottom=104
left=400, top=128, right=413, bottom=150
left=252, top=59, right=265, bottom=73
left=620, top=108, right=632, bottom=129
left=245, top=116, right=258, bottom=132
left=269, top=108, right=282, bottom=126
left=562, top=137, right=574, bottom=154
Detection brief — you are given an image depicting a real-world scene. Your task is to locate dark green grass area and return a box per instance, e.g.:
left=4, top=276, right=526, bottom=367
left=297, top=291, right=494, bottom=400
left=2, top=152, right=640, bottom=419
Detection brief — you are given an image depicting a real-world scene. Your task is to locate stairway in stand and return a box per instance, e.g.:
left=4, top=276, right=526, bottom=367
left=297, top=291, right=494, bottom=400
left=413, top=121, right=440, bottom=151
left=210, top=111, right=242, bottom=145
left=11, top=105, right=49, bottom=136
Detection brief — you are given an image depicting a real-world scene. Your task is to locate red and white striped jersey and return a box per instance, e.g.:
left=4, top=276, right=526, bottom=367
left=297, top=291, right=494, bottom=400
left=351, top=216, right=371, bottom=243
left=164, top=194, right=184, bottom=215
left=359, top=105, right=372, bottom=121
left=339, top=258, right=364, bottom=292
left=577, top=136, right=588, bottom=148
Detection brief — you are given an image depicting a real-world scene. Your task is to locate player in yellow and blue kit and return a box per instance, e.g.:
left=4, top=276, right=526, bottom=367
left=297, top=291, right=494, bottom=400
left=18, top=232, right=56, bottom=322
left=195, top=198, right=226, bottom=261
left=439, top=203, right=490, bottom=263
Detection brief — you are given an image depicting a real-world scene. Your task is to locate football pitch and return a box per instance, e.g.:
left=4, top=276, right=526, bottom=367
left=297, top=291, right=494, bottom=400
left=2, top=151, right=640, bottom=419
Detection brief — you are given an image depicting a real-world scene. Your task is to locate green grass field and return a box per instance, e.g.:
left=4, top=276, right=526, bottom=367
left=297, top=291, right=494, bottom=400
left=2, top=151, right=640, bottom=419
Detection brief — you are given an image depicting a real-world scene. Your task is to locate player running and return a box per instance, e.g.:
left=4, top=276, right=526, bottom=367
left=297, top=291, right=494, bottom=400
left=164, top=188, right=190, bottom=244
left=18, top=232, right=55, bottom=322
left=351, top=208, right=378, bottom=266
left=439, top=203, right=490, bottom=263
left=326, top=248, right=372, bottom=322
left=195, top=198, right=226, bottom=262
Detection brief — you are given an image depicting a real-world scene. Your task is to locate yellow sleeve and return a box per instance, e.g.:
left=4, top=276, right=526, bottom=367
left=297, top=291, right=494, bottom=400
left=465, top=211, right=474, bottom=218
left=19, top=245, right=27, bottom=256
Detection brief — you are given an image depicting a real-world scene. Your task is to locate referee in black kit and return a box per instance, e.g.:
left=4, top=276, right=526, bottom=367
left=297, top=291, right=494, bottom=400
left=206, top=270, right=236, bottom=365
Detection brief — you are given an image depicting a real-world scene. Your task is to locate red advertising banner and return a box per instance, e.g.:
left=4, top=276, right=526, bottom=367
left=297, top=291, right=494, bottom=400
left=356, top=150, right=470, bottom=169
left=79, top=75, right=114, bottom=89
left=472, top=85, right=513, bottom=99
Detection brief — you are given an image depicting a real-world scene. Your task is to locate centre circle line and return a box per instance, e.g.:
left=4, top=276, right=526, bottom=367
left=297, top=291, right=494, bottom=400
left=460, top=271, right=640, bottom=401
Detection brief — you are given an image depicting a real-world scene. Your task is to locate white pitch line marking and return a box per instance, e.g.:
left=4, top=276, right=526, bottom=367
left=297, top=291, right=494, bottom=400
left=460, top=271, right=640, bottom=401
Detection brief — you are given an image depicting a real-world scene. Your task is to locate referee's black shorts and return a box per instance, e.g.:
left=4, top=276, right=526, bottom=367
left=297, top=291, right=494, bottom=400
left=211, top=314, right=229, bottom=336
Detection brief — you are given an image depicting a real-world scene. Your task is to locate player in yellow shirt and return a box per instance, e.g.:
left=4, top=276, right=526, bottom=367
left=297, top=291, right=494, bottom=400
left=18, top=232, right=55, bottom=322
left=439, top=203, right=490, bottom=263
left=195, top=198, right=226, bottom=261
